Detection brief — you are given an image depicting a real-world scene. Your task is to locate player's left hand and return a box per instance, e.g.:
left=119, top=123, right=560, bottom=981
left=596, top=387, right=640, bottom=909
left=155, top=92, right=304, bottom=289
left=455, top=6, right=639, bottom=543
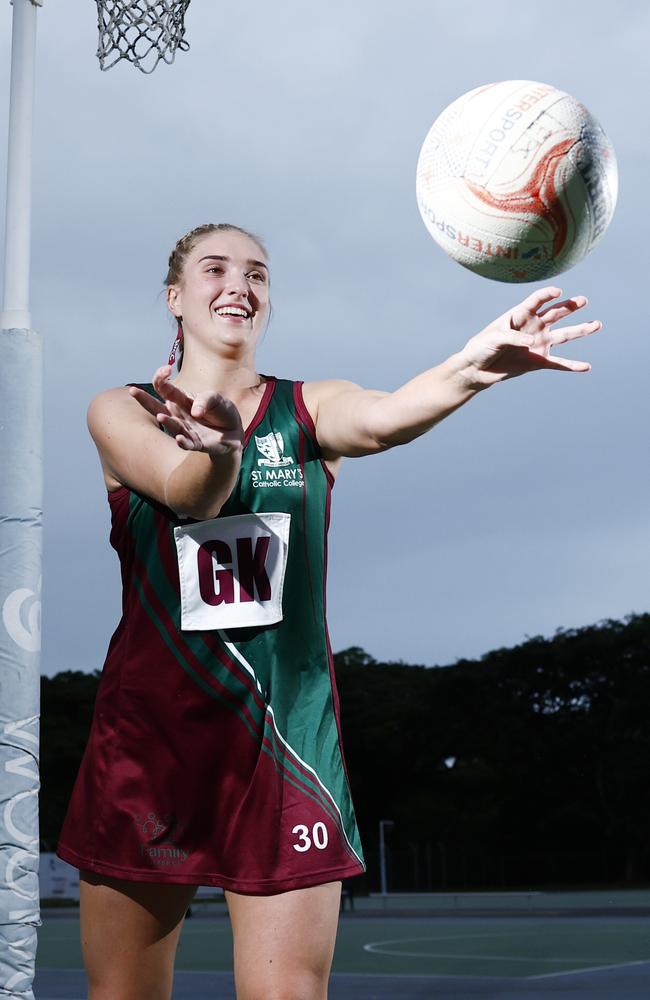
left=452, top=286, right=602, bottom=389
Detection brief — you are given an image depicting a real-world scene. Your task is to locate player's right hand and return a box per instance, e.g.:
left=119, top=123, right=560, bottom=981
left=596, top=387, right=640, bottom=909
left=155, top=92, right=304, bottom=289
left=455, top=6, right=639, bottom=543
left=452, top=286, right=601, bottom=390
left=129, top=366, right=245, bottom=457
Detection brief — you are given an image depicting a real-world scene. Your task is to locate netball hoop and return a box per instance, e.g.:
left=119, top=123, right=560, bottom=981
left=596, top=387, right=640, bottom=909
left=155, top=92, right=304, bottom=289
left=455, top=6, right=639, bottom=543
left=95, top=0, right=192, bottom=73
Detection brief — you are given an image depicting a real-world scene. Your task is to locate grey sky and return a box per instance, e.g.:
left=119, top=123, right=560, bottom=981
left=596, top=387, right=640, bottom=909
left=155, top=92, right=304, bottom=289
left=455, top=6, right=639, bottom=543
left=1, top=0, right=648, bottom=677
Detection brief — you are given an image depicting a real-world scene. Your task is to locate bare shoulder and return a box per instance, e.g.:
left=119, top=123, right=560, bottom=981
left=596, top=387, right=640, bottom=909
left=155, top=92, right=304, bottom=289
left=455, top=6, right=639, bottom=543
left=87, top=385, right=152, bottom=439
left=301, top=378, right=364, bottom=422
left=86, top=385, right=170, bottom=493
left=88, top=385, right=135, bottom=417
left=87, top=386, right=160, bottom=488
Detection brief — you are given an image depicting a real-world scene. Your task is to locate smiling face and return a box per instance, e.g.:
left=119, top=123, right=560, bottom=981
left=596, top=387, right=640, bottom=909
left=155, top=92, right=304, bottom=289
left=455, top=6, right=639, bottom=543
left=167, top=228, right=270, bottom=362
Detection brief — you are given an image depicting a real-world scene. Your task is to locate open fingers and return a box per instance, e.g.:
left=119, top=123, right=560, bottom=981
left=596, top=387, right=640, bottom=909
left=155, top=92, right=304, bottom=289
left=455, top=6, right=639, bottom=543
left=509, top=286, right=562, bottom=328
left=548, top=319, right=602, bottom=346
left=537, top=295, right=588, bottom=325
left=191, top=392, right=226, bottom=418
left=538, top=354, right=592, bottom=373
left=152, top=366, right=195, bottom=411
left=155, top=408, right=205, bottom=447
left=156, top=414, right=204, bottom=450
left=128, top=385, right=166, bottom=417
left=155, top=411, right=187, bottom=437
left=191, top=392, right=242, bottom=431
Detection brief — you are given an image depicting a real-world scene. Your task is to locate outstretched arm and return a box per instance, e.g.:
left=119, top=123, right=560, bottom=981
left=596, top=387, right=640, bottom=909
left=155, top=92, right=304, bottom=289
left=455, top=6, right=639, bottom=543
left=308, top=287, right=601, bottom=458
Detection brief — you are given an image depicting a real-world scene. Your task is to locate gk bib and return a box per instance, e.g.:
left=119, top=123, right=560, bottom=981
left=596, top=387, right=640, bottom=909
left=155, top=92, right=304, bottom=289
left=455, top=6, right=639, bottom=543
left=174, top=512, right=291, bottom=630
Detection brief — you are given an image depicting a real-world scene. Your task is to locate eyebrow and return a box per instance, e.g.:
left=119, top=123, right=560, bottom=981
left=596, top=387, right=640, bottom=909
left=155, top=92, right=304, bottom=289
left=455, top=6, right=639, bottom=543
left=198, top=254, right=268, bottom=270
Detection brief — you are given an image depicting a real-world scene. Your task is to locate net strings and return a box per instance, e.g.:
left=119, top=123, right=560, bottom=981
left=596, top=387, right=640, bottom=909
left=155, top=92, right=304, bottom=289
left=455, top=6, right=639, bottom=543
left=95, top=0, right=192, bottom=74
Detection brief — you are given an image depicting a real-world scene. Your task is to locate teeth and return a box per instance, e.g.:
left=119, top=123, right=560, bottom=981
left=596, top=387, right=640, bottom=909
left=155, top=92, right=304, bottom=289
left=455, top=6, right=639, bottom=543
left=215, top=306, right=249, bottom=317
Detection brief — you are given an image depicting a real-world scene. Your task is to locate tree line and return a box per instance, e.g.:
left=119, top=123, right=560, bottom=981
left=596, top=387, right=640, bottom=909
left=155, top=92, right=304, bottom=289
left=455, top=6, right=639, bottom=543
left=40, top=613, right=650, bottom=891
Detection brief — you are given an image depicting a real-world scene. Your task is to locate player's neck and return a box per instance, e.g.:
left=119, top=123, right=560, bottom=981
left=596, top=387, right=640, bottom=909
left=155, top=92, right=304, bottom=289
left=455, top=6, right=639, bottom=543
left=171, top=350, right=262, bottom=397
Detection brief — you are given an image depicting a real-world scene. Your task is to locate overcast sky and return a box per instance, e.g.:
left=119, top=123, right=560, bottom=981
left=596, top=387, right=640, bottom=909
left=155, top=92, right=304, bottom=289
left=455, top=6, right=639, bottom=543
left=1, top=0, right=648, bottom=677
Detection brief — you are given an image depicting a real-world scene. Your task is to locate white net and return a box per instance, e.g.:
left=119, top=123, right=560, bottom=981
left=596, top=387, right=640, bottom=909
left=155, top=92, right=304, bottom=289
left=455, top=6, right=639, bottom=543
left=95, top=0, right=192, bottom=74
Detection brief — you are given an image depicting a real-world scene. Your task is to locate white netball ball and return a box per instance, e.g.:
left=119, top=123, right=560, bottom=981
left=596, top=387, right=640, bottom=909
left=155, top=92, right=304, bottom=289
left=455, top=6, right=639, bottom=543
left=415, top=80, right=618, bottom=282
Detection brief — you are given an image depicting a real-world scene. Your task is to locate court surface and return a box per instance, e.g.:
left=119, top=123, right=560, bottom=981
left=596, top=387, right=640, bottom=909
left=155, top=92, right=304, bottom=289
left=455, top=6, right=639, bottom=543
left=34, top=890, right=650, bottom=999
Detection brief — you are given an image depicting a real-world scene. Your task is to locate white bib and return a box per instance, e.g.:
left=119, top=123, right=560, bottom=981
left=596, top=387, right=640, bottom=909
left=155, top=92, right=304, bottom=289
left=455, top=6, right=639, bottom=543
left=174, top=512, right=291, bottom=631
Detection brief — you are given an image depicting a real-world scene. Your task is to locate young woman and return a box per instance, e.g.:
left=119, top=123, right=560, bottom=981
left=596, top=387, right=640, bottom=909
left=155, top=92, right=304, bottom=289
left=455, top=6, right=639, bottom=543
left=56, top=223, right=601, bottom=999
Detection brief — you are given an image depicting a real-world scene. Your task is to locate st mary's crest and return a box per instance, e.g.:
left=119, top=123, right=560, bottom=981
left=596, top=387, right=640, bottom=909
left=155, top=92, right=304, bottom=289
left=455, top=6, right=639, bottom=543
left=255, top=431, right=294, bottom=468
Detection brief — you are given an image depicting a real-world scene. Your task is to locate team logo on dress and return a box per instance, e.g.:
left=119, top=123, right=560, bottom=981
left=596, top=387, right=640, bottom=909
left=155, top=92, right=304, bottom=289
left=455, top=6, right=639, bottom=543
left=255, top=432, right=294, bottom=467
left=135, top=811, right=169, bottom=838
left=133, top=811, right=191, bottom=866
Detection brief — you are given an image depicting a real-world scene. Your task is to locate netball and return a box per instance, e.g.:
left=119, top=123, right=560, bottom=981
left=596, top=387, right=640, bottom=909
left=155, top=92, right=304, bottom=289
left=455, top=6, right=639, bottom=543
left=416, top=80, right=618, bottom=282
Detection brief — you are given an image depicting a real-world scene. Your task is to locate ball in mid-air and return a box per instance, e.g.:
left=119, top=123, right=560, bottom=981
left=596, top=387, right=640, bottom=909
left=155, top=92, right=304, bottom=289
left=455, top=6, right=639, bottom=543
left=415, top=80, right=618, bottom=282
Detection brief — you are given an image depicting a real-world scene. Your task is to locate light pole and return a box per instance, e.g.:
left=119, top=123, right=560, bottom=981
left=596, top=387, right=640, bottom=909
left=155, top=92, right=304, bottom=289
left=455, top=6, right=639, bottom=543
left=379, top=819, right=394, bottom=897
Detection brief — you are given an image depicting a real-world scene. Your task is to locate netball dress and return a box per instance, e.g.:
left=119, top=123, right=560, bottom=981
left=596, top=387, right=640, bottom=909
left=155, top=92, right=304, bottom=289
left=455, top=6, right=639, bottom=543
left=56, top=377, right=365, bottom=892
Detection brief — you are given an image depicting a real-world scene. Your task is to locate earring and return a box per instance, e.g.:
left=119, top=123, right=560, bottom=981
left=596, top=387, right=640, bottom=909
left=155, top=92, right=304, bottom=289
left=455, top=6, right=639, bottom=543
left=168, top=319, right=183, bottom=366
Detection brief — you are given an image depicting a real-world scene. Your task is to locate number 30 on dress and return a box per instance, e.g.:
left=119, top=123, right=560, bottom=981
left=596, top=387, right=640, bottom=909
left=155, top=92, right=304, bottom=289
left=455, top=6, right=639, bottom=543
left=291, top=822, right=329, bottom=852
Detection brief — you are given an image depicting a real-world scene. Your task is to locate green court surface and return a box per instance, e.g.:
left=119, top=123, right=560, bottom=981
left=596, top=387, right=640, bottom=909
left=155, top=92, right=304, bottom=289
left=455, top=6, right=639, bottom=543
left=333, top=916, right=650, bottom=978
left=36, top=890, right=650, bottom=981
left=348, top=888, right=650, bottom=914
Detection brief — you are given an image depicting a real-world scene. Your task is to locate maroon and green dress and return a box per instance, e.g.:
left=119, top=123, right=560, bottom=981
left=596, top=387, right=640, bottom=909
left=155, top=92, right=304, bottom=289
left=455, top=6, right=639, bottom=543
left=56, top=377, right=365, bottom=893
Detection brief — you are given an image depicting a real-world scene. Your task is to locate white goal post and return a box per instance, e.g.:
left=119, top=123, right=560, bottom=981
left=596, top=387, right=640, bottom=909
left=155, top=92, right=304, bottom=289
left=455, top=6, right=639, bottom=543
left=0, top=3, right=192, bottom=996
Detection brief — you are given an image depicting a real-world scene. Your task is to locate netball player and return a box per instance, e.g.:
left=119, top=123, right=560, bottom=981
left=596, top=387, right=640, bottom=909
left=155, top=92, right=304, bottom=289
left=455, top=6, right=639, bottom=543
left=56, top=223, right=600, bottom=1000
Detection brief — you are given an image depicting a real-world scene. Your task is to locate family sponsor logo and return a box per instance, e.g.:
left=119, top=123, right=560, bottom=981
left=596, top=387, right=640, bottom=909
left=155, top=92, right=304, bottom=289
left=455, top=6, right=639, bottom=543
left=133, top=811, right=191, bottom=867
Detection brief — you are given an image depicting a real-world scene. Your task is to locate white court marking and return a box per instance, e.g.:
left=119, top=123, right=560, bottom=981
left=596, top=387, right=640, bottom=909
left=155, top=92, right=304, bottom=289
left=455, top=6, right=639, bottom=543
left=363, top=930, right=533, bottom=955
left=528, top=958, right=650, bottom=980
left=364, top=929, right=551, bottom=956
left=363, top=934, right=642, bottom=971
